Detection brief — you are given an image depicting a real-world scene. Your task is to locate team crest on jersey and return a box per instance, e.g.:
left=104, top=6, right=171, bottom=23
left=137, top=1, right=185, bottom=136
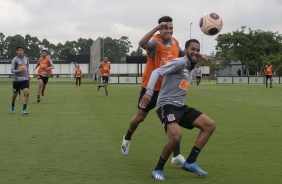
left=167, top=114, right=175, bottom=122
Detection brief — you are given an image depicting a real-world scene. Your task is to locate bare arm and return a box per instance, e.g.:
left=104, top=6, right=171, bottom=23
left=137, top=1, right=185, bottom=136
left=139, top=22, right=170, bottom=49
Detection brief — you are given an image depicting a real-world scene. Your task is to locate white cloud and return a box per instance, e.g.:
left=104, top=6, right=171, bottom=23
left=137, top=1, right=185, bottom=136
left=1, top=0, right=281, bottom=55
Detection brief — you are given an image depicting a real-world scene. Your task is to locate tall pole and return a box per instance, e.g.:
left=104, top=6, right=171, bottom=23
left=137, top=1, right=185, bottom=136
left=202, top=34, right=204, bottom=55
left=102, top=37, right=104, bottom=58
left=190, top=23, right=193, bottom=39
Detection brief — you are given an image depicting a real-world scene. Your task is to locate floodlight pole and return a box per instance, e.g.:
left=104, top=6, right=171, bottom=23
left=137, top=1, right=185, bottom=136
left=202, top=34, right=204, bottom=55
left=102, top=37, right=104, bottom=58
left=190, top=23, right=193, bottom=39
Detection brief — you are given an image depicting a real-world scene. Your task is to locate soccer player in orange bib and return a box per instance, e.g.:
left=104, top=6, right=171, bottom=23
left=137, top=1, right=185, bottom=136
left=264, top=62, right=274, bottom=88
left=75, top=65, right=82, bottom=88
left=97, top=56, right=110, bottom=97
left=34, top=49, right=54, bottom=103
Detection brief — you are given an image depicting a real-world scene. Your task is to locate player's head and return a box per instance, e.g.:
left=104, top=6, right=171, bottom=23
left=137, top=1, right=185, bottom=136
left=41, top=49, right=48, bottom=58
left=158, top=16, right=173, bottom=41
left=185, top=39, right=200, bottom=64
left=267, top=62, right=271, bottom=66
left=16, top=46, right=24, bottom=57
left=158, top=16, right=173, bottom=24
left=103, top=56, right=109, bottom=62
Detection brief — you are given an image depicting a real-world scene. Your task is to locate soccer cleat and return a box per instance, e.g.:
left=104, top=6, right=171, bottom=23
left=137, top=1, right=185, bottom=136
left=37, top=98, right=41, bottom=103
left=151, top=170, right=165, bottom=181
left=10, top=106, right=15, bottom=113
left=171, top=154, right=185, bottom=165
left=121, top=136, right=130, bottom=155
left=182, top=162, right=208, bottom=176
left=97, top=86, right=101, bottom=91
left=22, top=110, right=28, bottom=115
left=270, top=86, right=273, bottom=88
left=106, top=94, right=109, bottom=97
left=41, top=91, right=44, bottom=96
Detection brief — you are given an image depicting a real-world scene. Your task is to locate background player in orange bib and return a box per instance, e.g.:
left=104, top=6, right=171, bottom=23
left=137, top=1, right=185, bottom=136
left=34, top=49, right=54, bottom=102
left=97, top=56, right=110, bottom=97
left=264, top=62, right=274, bottom=88
left=75, top=65, right=82, bottom=88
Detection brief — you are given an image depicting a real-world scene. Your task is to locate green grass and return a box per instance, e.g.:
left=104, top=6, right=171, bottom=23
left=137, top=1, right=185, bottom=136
left=0, top=78, right=281, bottom=184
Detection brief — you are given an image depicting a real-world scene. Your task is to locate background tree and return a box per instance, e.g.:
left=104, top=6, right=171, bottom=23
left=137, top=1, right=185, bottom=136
left=130, top=46, right=144, bottom=56
left=0, top=33, right=6, bottom=58
left=5, top=34, right=27, bottom=59
left=215, top=27, right=282, bottom=76
left=102, top=36, right=132, bottom=63
left=75, top=38, right=93, bottom=55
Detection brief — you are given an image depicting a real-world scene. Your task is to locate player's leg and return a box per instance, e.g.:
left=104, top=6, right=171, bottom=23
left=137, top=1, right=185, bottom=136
left=98, top=76, right=105, bottom=91
left=37, top=76, right=43, bottom=102
left=78, top=77, right=81, bottom=87
left=10, top=82, right=19, bottom=113
left=41, top=77, right=48, bottom=96
left=121, top=108, right=149, bottom=155
left=22, top=81, right=30, bottom=114
left=265, top=75, right=268, bottom=87
left=270, top=76, right=273, bottom=88
left=17, top=89, right=21, bottom=99
left=121, top=88, right=153, bottom=155
left=152, top=122, right=181, bottom=181
left=182, top=113, right=215, bottom=176
left=75, top=77, right=78, bottom=87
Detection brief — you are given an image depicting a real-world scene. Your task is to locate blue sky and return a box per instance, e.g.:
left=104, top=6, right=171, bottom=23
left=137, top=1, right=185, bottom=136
left=1, top=0, right=281, bottom=55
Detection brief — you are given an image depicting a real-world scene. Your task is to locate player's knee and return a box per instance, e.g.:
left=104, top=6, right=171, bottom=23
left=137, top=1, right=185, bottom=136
left=206, top=119, right=216, bottom=133
left=169, top=134, right=181, bottom=145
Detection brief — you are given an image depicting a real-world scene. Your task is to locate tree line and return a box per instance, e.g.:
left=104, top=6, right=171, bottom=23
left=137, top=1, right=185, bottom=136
left=214, top=27, right=282, bottom=76
left=1, top=28, right=281, bottom=76
left=0, top=33, right=140, bottom=63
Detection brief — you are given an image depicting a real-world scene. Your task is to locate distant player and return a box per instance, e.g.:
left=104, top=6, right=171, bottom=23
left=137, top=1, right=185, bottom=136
left=194, top=66, right=202, bottom=86
left=264, top=62, right=273, bottom=88
left=97, top=56, right=110, bottom=97
left=10, top=46, right=30, bottom=114
left=75, top=65, right=82, bottom=88
left=34, top=49, right=54, bottom=102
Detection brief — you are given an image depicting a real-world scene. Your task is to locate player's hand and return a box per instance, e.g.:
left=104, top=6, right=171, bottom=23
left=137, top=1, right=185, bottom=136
left=139, top=93, right=152, bottom=109
left=157, top=22, right=169, bottom=30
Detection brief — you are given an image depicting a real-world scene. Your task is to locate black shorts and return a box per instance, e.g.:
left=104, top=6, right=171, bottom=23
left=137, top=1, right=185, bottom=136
left=196, top=76, right=201, bottom=79
left=156, top=104, right=202, bottom=132
left=38, top=75, right=49, bottom=84
left=137, top=87, right=159, bottom=112
left=265, top=75, right=272, bottom=79
left=101, top=76, right=109, bottom=83
left=13, top=80, right=29, bottom=93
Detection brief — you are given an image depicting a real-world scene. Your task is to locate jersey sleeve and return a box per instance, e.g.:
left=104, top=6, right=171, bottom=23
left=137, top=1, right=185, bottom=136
left=11, top=58, right=20, bottom=73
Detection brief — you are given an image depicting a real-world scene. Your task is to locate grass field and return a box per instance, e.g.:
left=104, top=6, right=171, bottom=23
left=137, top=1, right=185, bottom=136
left=0, top=78, right=281, bottom=184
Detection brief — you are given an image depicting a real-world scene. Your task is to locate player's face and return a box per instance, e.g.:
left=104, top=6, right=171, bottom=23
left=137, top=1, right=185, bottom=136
left=159, top=22, right=173, bottom=41
left=41, top=51, right=47, bottom=58
left=103, top=57, right=108, bottom=62
left=186, top=42, right=200, bottom=63
left=16, top=48, right=24, bottom=57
